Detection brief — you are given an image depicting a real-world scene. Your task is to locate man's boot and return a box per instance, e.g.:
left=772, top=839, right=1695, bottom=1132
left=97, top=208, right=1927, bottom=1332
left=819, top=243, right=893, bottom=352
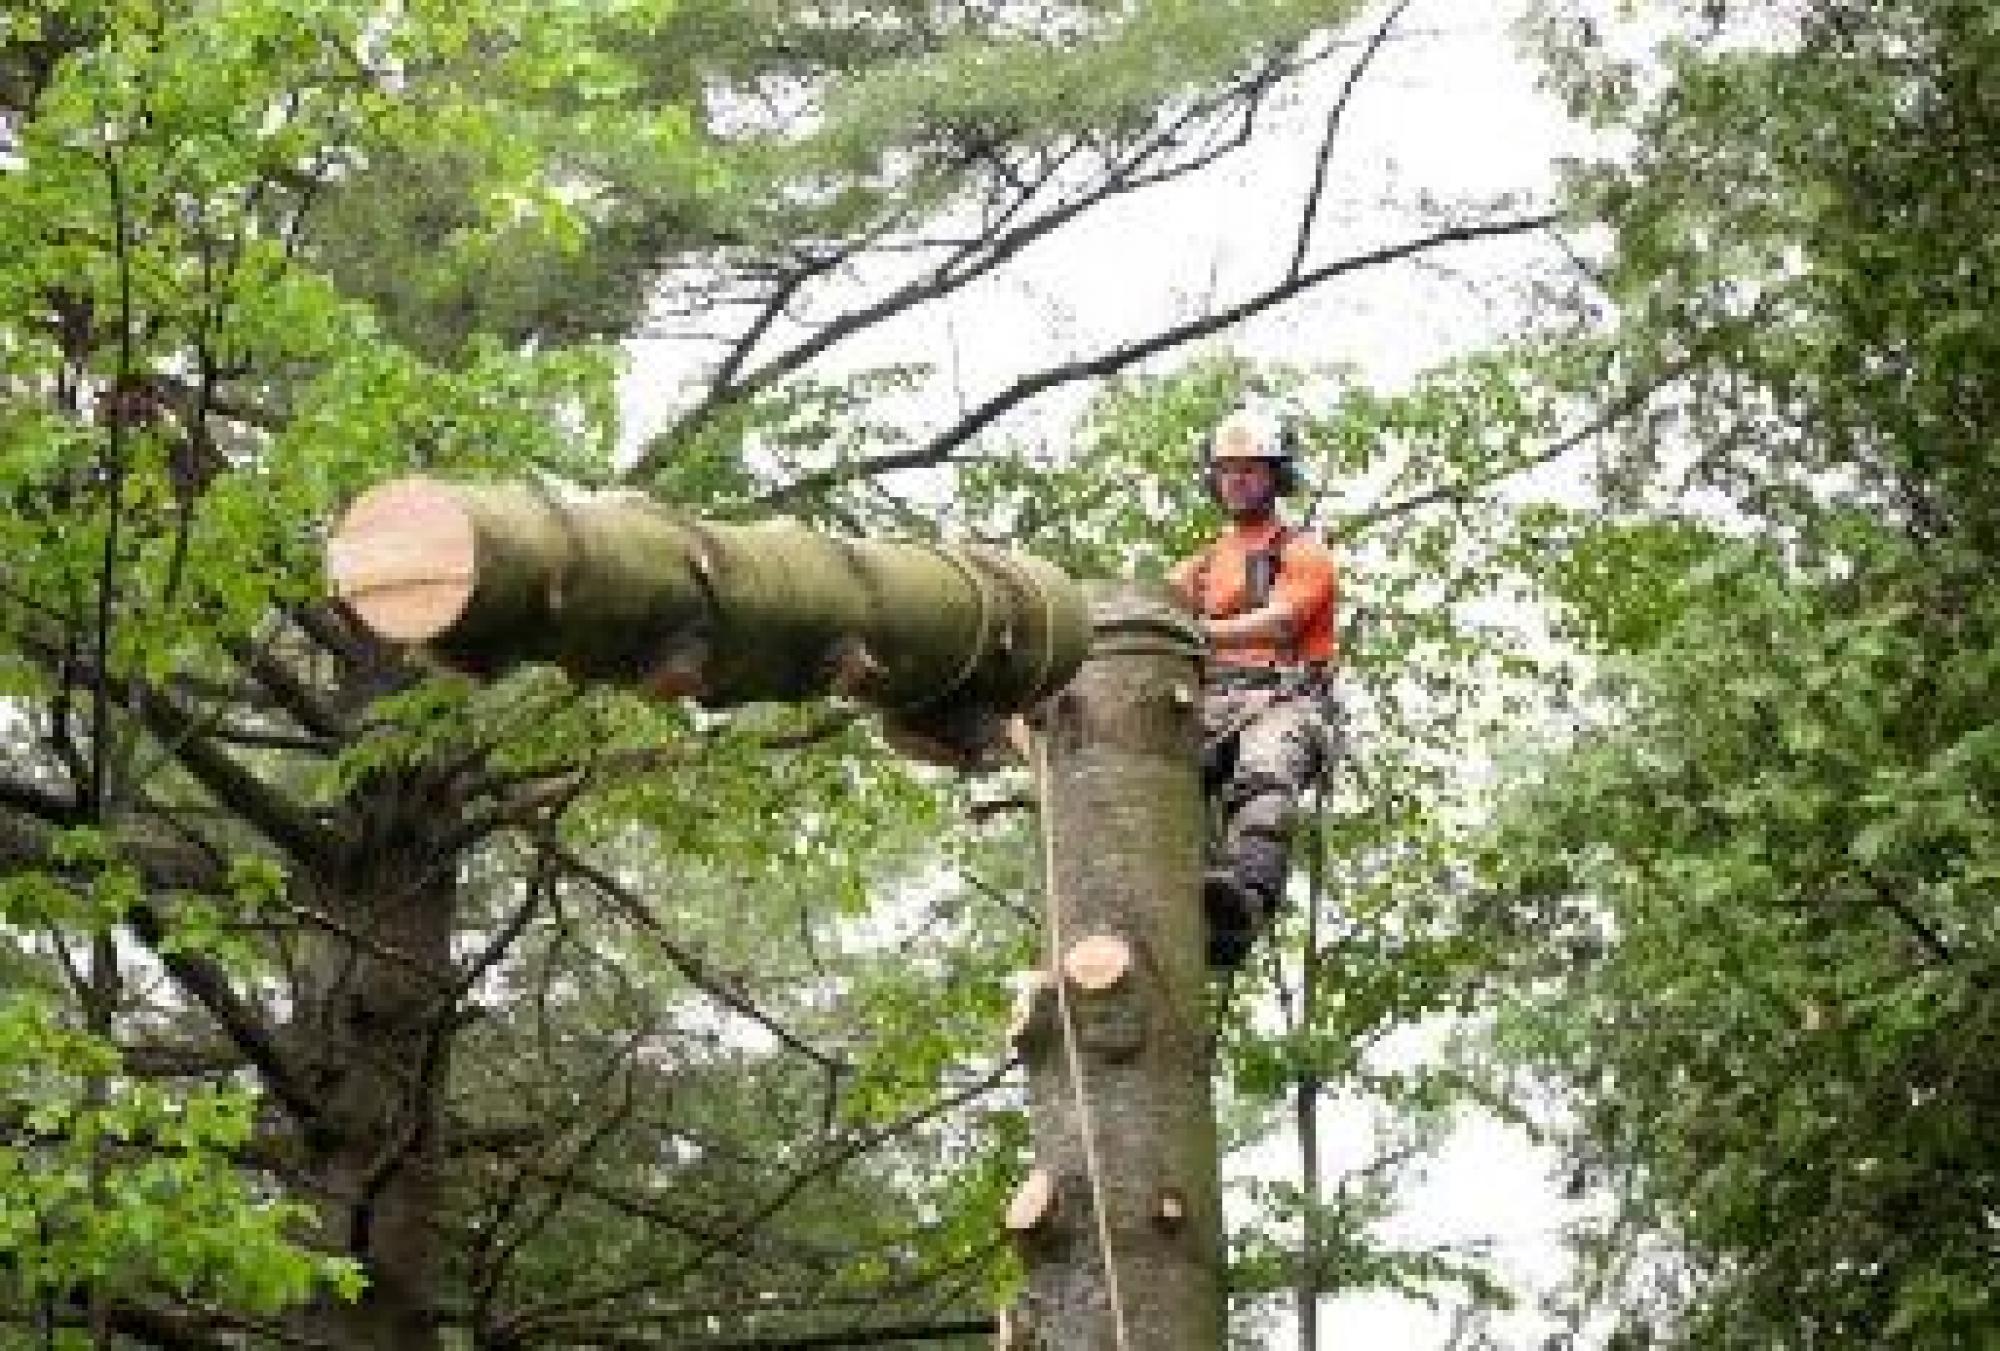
left=1202, top=833, right=1290, bottom=970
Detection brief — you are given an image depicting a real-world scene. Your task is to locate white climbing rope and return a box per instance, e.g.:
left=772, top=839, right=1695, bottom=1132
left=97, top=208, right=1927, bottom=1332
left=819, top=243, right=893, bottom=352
left=1032, top=729, right=1136, bottom=1351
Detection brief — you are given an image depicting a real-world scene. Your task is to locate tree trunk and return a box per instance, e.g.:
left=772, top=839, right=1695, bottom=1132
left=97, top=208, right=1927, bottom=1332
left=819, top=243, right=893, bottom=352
left=327, top=477, right=1089, bottom=762
left=291, top=773, right=462, bottom=1351
left=1003, top=584, right=1222, bottom=1350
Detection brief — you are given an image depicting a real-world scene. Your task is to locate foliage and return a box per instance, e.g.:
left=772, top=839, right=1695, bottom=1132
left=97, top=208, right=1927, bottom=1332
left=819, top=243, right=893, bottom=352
left=0, top=992, right=362, bottom=1321
left=1486, top=2, right=2000, bottom=1344
left=1, top=0, right=1555, bottom=1345
left=963, top=340, right=1599, bottom=1333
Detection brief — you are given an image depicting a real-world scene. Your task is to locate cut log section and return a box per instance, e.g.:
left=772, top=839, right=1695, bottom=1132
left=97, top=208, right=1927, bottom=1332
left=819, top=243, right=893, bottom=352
left=325, top=477, right=480, bottom=643
left=327, top=476, right=1092, bottom=761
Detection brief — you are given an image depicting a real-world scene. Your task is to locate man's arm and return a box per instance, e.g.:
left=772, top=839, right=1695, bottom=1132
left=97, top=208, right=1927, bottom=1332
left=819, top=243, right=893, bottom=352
left=1204, top=541, right=1335, bottom=654
left=1201, top=602, right=1299, bottom=650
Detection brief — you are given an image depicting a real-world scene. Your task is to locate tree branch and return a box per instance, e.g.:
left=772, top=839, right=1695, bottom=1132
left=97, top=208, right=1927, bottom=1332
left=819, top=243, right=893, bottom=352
left=1289, top=0, right=1415, bottom=282
left=122, top=899, right=328, bottom=1132
left=637, top=58, right=1299, bottom=479
left=0, top=800, right=218, bottom=892
left=762, top=212, right=1560, bottom=506
left=137, top=684, right=346, bottom=875
left=545, top=843, right=847, bottom=1074
left=0, top=775, right=77, bottom=826
left=228, top=636, right=351, bottom=741
left=1340, top=353, right=1697, bottom=537
left=1867, top=873, right=1956, bottom=967
left=494, top=1061, right=1013, bottom=1340
left=662, top=1317, right=997, bottom=1349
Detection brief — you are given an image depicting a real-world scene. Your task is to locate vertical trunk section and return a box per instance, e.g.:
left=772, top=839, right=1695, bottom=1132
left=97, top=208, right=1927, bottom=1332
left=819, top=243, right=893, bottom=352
left=292, top=776, right=461, bottom=1351
left=1004, top=585, right=1220, bottom=1350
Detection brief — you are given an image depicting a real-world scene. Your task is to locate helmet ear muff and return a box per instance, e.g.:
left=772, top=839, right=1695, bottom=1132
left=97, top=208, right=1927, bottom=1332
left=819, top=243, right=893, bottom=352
left=1275, top=422, right=1305, bottom=496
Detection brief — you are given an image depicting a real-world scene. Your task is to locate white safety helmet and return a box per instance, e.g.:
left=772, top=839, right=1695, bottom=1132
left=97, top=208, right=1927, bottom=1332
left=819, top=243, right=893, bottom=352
left=1204, top=407, right=1300, bottom=496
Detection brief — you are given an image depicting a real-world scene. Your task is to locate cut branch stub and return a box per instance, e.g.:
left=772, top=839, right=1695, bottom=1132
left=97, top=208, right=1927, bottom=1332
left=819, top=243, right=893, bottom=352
left=1004, top=1168, right=1060, bottom=1240
left=1060, top=933, right=1132, bottom=993
left=1060, top=933, right=1146, bottom=1061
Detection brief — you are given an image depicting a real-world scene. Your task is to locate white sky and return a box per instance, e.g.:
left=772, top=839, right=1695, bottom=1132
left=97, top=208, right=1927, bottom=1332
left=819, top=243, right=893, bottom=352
left=620, top=4, right=1590, bottom=462
left=622, top=3, right=1613, bottom=1345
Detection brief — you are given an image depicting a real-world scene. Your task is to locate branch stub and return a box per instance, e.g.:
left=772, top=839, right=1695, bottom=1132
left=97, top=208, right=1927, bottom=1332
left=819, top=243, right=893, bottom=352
left=1061, top=933, right=1133, bottom=993
left=1004, top=1168, right=1059, bottom=1237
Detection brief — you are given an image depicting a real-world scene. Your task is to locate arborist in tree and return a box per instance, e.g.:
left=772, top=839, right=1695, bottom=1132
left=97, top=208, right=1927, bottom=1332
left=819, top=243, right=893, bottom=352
left=1169, top=407, right=1341, bottom=970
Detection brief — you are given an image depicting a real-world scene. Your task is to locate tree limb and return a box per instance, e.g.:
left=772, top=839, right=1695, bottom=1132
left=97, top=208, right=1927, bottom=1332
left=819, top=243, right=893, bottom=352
left=1340, top=353, right=1698, bottom=537
left=637, top=56, right=1299, bottom=479
left=1289, top=0, right=1416, bottom=282
left=137, top=684, right=346, bottom=875
left=763, top=212, right=1561, bottom=506
left=640, top=1316, right=997, bottom=1349
left=545, top=843, right=847, bottom=1075
left=494, top=1061, right=1013, bottom=1340
left=122, top=899, right=328, bottom=1133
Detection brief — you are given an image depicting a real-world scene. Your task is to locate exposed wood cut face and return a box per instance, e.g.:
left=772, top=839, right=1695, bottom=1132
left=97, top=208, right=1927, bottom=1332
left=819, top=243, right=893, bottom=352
left=328, top=477, right=481, bottom=644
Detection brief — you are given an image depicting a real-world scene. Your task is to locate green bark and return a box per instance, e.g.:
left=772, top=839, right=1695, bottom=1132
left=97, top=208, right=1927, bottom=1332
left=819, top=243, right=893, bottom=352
left=329, top=479, right=1091, bottom=760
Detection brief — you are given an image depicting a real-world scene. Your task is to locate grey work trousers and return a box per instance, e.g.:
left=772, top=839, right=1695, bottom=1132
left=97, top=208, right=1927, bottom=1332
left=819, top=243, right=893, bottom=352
left=1200, top=681, right=1340, bottom=881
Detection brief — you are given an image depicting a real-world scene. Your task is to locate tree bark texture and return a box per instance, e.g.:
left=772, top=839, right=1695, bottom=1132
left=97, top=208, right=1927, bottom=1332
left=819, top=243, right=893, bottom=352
left=290, top=771, right=463, bottom=1351
left=1007, top=585, right=1222, bottom=1350
left=327, top=477, right=1090, bottom=761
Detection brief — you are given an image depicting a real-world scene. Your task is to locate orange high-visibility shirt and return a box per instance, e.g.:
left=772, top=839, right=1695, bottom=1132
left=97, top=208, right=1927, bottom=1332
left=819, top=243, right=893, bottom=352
left=1168, top=521, right=1339, bottom=669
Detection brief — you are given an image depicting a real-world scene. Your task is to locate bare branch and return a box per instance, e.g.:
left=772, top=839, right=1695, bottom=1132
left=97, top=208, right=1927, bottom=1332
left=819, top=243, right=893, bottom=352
left=137, top=684, right=346, bottom=875
left=121, top=899, right=328, bottom=1132
left=764, top=212, right=1560, bottom=506
left=1340, top=353, right=1697, bottom=537
left=1289, top=0, right=1416, bottom=282
left=1867, top=873, right=1956, bottom=968
left=228, top=636, right=352, bottom=741
left=0, top=775, right=76, bottom=825
left=634, top=60, right=1300, bottom=480
left=618, top=1316, right=998, bottom=1349
left=493, top=1061, right=1013, bottom=1340
left=546, top=843, right=847, bottom=1074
